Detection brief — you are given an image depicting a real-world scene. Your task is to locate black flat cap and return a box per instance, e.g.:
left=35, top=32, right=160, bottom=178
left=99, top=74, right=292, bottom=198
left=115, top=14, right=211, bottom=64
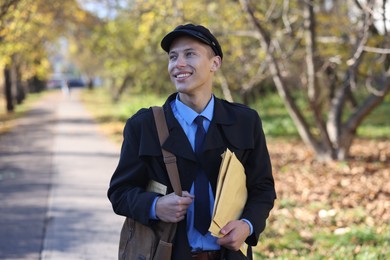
left=161, top=24, right=223, bottom=60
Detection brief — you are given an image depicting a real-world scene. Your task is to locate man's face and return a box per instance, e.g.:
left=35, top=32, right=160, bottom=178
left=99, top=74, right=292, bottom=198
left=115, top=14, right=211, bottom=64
left=167, top=36, right=220, bottom=96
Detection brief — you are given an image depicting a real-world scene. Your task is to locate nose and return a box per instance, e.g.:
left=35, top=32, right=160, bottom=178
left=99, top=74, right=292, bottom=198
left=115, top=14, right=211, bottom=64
left=175, top=54, right=186, bottom=68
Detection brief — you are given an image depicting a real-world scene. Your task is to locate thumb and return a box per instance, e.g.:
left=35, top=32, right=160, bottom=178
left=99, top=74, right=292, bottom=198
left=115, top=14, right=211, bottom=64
left=181, top=191, right=195, bottom=199
left=220, top=221, right=235, bottom=236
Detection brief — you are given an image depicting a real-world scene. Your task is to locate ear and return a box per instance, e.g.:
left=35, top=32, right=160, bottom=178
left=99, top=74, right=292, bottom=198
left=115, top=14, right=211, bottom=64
left=210, top=56, right=222, bottom=72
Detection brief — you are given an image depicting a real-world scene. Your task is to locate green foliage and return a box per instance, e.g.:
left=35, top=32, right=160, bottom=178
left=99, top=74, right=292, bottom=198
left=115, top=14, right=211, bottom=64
left=311, top=226, right=390, bottom=259
left=81, top=87, right=165, bottom=122
left=81, top=0, right=265, bottom=96
left=255, top=210, right=389, bottom=259
left=357, top=94, right=390, bottom=138
left=256, top=229, right=389, bottom=259
left=0, top=0, right=49, bottom=78
left=249, top=93, right=299, bottom=137
left=250, top=88, right=390, bottom=139
left=0, top=91, right=45, bottom=134
left=3, top=0, right=386, bottom=156
left=0, top=0, right=88, bottom=78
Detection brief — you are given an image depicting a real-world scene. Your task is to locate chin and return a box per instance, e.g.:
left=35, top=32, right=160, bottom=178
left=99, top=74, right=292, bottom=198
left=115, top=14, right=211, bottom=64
left=175, top=85, right=191, bottom=93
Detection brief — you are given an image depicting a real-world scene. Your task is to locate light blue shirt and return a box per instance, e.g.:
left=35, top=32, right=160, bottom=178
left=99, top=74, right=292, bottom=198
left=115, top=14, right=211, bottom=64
left=150, top=94, right=252, bottom=251
left=172, top=94, right=219, bottom=251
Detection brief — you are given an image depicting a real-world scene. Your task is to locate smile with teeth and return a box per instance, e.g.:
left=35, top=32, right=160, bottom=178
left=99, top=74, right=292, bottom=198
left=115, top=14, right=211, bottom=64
left=175, top=73, right=191, bottom=78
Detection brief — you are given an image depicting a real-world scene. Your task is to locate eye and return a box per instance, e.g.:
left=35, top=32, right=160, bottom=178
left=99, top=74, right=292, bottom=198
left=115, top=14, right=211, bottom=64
left=186, top=51, right=195, bottom=57
left=169, top=54, right=177, bottom=61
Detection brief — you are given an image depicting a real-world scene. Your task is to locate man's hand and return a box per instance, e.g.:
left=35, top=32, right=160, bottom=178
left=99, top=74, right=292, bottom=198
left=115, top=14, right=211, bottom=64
left=217, top=220, right=250, bottom=251
left=155, top=191, right=194, bottom=223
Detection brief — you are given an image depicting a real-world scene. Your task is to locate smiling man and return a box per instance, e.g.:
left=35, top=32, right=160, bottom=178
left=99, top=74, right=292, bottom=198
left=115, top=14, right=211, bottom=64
left=108, top=24, right=276, bottom=260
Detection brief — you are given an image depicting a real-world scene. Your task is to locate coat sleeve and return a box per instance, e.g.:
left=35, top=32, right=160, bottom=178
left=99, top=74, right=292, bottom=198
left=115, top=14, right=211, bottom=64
left=241, top=112, right=276, bottom=246
left=107, top=112, right=161, bottom=226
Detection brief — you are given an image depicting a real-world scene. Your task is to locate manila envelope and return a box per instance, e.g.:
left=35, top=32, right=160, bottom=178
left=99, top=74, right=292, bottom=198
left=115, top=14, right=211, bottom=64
left=209, top=149, right=248, bottom=255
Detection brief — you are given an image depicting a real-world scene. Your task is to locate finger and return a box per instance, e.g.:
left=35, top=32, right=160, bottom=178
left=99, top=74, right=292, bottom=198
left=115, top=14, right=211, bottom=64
left=216, top=234, right=232, bottom=247
left=181, top=191, right=195, bottom=199
left=220, top=221, right=235, bottom=236
left=218, top=221, right=249, bottom=251
left=217, top=234, right=239, bottom=251
left=178, top=192, right=194, bottom=206
left=175, top=204, right=190, bottom=214
left=174, top=214, right=185, bottom=223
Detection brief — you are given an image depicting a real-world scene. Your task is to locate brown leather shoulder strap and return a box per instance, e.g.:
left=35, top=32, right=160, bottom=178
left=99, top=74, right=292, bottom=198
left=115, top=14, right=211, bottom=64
left=151, top=106, right=182, bottom=196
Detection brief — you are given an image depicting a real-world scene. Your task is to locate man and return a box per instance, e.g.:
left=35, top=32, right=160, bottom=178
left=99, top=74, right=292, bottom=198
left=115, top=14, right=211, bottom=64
left=108, top=24, right=276, bottom=260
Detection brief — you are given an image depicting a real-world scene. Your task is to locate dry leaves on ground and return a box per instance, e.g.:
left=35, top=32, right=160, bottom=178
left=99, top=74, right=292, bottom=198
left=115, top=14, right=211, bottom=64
left=267, top=138, right=389, bottom=231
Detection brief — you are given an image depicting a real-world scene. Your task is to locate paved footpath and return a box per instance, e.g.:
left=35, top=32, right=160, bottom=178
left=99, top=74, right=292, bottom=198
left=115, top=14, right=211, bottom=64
left=0, top=89, right=124, bottom=259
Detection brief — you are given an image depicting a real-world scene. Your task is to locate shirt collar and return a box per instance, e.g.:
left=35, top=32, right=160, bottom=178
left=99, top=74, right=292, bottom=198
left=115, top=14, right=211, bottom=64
left=175, top=94, right=214, bottom=125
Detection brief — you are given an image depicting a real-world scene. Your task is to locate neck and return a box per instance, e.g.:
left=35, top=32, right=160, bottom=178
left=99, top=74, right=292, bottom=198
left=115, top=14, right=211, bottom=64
left=178, top=92, right=212, bottom=114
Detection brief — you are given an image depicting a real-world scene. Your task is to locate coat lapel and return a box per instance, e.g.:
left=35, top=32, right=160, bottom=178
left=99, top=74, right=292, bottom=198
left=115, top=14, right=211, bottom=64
left=161, top=96, right=196, bottom=162
left=161, top=94, right=240, bottom=160
left=156, top=94, right=259, bottom=195
left=203, top=98, right=235, bottom=152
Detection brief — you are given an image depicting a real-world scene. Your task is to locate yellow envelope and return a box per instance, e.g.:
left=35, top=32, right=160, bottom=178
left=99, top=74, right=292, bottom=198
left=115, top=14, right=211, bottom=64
left=209, top=149, right=248, bottom=255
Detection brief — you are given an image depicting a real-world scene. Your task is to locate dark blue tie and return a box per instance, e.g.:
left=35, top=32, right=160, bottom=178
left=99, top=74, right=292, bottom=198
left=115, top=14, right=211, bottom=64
left=193, top=116, right=211, bottom=235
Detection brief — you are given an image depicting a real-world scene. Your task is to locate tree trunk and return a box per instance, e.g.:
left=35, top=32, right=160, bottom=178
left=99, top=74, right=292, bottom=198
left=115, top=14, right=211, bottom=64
left=239, top=0, right=329, bottom=159
left=239, top=0, right=387, bottom=162
left=28, top=75, right=44, bottom=93
left=216, top=72, right=233, bottom=102
left=4, top=65, right=14, bottom=112
left=15, top=62, right=25, bottom=104
left=304, top=0, right=318, bottom=102
left=303, top=0, right=334, bottom=155
left=87, top=77, right=94, bottom=90
left=112, top=75, right=131, bottom=103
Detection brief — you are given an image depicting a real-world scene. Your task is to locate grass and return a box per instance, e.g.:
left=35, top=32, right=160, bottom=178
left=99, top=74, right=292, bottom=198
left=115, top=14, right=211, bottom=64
left=249, top=94, right=299, bottom=138
left=251, top=90, right=390, bottom=140
left=355, top=92, right=390, bottom=138
left=255, top=211, right=390, bottom=259
left=0, top=92, right=46, bottom=135
left=80, top=87, right=389, bottom=141
left=80, top=88, right=166, bottom=143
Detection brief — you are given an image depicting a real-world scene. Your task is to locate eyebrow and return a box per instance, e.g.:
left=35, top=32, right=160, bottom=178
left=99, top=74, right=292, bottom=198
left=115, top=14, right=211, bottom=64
left=169, top=47, right=197, bottom=55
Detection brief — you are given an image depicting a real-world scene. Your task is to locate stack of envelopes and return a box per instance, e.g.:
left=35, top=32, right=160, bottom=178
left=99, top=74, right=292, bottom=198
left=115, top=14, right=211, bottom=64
left=209, top=148, right=248, bottom=255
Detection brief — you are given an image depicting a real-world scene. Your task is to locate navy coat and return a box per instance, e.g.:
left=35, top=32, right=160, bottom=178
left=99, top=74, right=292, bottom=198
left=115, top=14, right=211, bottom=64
left=108, top=93, right=276, bottom=259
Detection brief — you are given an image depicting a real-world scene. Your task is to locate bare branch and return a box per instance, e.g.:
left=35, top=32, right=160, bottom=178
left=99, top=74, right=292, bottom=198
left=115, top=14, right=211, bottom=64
left=353, top=0, right=364, bottom=11
left=363, top=46, right=390, bottom=54
left=282, top=0, right=292, bottom=34
left=317, top=36, right=343, bottom=44
left=216, top=72, right=234, bottom=102
left=228, top=30, right=261, bottom=40
left=303, top=0, right=335, bottom=151
left=327, top=0, right=375, bottom=153
left=239, top=0, right=326, bottom=155
left=346, top=12, right=373, bottom=66
left=241, top=60, right=269, bottom=93
left=383, top=0, right=388, bottom=35
left=303, top=0, right=317, bottom=101
left=346, top=82, right=390, bottom=133
left=264, top=0, right=278, bottom=22
left=365, top=78, right=390, bottom=96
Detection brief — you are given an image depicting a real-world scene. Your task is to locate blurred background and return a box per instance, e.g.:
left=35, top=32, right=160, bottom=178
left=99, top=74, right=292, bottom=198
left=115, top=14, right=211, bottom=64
left=0, top=0, right=389, bottom=259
